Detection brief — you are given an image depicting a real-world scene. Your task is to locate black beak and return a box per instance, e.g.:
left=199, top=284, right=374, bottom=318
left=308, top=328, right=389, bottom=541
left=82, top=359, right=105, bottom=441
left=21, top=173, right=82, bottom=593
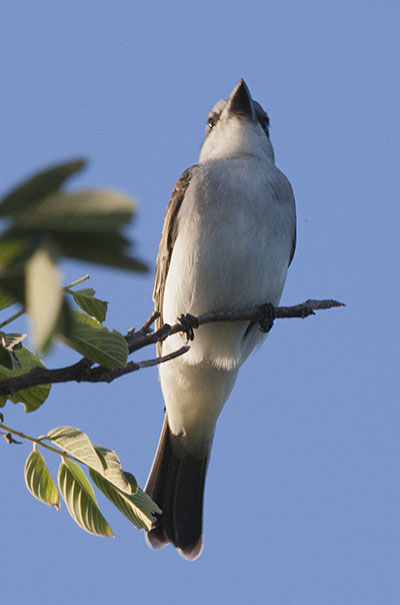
left=226, top=79, right=255, bottom=119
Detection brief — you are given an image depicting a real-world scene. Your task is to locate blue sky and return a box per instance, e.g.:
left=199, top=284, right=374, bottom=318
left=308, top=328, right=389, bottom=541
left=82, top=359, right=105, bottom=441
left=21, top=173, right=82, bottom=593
left=1, top=1, right=399, bottom=603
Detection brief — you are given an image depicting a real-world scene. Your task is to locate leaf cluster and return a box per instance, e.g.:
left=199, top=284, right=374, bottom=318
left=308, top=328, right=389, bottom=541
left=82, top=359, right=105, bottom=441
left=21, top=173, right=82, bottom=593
left=0, top=160, right=161, bottom=542
left=0, top=158, right=147, bottom=356
left=0, top=159, right=148, bottom=412
left=24, top=425, right=160, bottom=536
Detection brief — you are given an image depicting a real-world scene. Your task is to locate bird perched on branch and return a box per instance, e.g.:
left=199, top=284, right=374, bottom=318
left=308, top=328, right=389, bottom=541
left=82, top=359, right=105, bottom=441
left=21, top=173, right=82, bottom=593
left=145, top=79, right=296, bottom=560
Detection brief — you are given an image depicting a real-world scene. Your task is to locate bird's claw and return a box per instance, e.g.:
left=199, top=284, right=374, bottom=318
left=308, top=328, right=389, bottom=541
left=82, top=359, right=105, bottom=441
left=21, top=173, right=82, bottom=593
left=258, top=303, right=275, bottom=333
left=178, top=313, right=199, bottom=341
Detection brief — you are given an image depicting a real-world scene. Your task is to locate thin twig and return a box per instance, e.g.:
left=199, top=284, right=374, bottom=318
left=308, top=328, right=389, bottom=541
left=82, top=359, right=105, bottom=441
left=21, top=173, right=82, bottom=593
left=140, top=311, right=160, bottom=333
left=0, top=307, right=25, bottom=330
left=0, top=423, right=103, bottom=469
left=64, top=274, right=90, bottom=290
left=0, top=298, right=344, bottom=397
left=84, top=345, right=190, bottom=383
left=0, top=423, right=74, bottom=457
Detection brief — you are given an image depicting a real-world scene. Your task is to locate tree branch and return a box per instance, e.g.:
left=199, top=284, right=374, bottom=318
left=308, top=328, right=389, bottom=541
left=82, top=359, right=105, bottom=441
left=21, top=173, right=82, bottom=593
left=0, top=298, right=344, bottom=397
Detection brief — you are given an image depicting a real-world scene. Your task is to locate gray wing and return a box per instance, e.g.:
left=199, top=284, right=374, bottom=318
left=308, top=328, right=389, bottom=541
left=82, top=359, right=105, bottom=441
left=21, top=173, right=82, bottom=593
left=153, top=166, right=196, bottom=353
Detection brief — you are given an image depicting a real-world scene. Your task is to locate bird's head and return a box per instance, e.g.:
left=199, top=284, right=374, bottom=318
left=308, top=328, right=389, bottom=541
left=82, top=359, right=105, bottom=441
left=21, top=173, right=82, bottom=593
left=199, top=79, right=274, bottom=163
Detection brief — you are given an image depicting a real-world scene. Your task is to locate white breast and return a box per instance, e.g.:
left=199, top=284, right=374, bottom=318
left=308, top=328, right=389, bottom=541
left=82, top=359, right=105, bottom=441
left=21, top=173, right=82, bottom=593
left=161, top=156, right=295, bottom=370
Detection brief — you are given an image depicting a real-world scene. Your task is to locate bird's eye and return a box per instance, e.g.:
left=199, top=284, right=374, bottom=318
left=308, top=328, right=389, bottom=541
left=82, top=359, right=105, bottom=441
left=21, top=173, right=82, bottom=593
left=256, top=108, right=270, bottom=138
left=205, top=111, right=221, bottom=136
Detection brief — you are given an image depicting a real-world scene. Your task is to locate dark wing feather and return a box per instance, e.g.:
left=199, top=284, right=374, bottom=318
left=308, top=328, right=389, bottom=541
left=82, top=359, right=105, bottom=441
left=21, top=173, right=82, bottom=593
left=153, top=166, right=196, bottom=355
left=289, top=227, right=296, bottom=266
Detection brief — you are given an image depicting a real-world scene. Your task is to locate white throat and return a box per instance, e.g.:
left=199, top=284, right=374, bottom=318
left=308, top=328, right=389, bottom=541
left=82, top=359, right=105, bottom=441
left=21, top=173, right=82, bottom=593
left=199, top=116, right=274, bottom=163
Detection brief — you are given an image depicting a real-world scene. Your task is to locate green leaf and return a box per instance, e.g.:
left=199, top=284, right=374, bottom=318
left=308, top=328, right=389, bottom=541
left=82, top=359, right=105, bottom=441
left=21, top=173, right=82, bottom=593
left=61, top=310, right=128, bottom=369
left=0, top=159, right=86, bottom=217
left=0, top=346, right=51, bottom=412
left=94, top=445, right=132, bottom=495
left=0, top=267, right=26, bottom=306
left=89, top=470, right=160, bottom=531
left=47, top=426, right=104, bottom=474
left=58, top=459, right=113, bottom=537
left=25, top=246, right=63, bottom=351
left=0, top=237, right=35, bottom=306
left=0, top=238, right=28, bottom=268
left=0, top=346, right=14, bottom=370
left=0, top=333, right=27, bottom=369
left=0, top=228, right=148, bottom=274
left=70, top=288, right=108, bottom=323
left=54, top=296, right=75, bottom=340
left=24, top=449, right=60, bottom=509
left=48, top=230, right=148, bottom=272
left=0, top=289, right=16, bottom=311
left=15, top=189, right=134, bottom=232
left=47, top=427, right=133, bottom=497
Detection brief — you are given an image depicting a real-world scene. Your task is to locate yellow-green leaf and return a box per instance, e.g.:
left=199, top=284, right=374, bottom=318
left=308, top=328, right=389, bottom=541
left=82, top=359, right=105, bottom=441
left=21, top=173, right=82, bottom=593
left=58, top=459, right=113, bottom=537
left=47, top=426, right=104, bottom=473
left=2, top=333, right=27, bottom=350
left=94, top=445, right=132, bottom=495
left=26, top=246, right=63, bottom=351
left=89, top=470, right=160, bottom=531
left=24, top=449, right=60, bottom=509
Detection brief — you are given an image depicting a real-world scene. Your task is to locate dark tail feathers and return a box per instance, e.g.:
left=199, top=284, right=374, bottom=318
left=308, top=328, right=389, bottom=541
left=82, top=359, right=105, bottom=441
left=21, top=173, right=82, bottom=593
left=145, top=417, right=208, bottom=561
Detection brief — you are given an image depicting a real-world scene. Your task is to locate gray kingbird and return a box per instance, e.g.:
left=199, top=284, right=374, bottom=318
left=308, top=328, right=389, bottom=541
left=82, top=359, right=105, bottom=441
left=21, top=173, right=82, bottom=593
left=145, top=79, right=296, bottom=560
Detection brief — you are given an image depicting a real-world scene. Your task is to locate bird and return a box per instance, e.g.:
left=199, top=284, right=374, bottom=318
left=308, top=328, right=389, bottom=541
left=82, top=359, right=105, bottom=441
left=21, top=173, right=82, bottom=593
left=145, top=79, right=296, bottom=560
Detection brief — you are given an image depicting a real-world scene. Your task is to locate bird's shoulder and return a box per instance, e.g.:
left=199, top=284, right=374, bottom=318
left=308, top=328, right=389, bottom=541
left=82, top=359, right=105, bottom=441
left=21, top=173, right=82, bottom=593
left=153, top=165, right=198, bottom=330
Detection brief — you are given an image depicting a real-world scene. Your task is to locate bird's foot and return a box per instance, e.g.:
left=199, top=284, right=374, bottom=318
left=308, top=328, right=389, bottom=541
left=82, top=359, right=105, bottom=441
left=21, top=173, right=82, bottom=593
left=258, top=303, right=275, bottom=333
left=178, top=313, right=199, bottom=341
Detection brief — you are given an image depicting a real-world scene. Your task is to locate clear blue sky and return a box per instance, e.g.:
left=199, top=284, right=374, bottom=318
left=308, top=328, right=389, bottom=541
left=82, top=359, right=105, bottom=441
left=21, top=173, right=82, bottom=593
left=1, top=2, right=399, bottom=604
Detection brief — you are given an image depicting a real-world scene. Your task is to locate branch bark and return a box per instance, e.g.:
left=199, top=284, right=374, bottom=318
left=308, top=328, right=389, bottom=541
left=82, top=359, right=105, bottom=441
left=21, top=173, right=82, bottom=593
left=0, top=298, right=343, bottom=397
